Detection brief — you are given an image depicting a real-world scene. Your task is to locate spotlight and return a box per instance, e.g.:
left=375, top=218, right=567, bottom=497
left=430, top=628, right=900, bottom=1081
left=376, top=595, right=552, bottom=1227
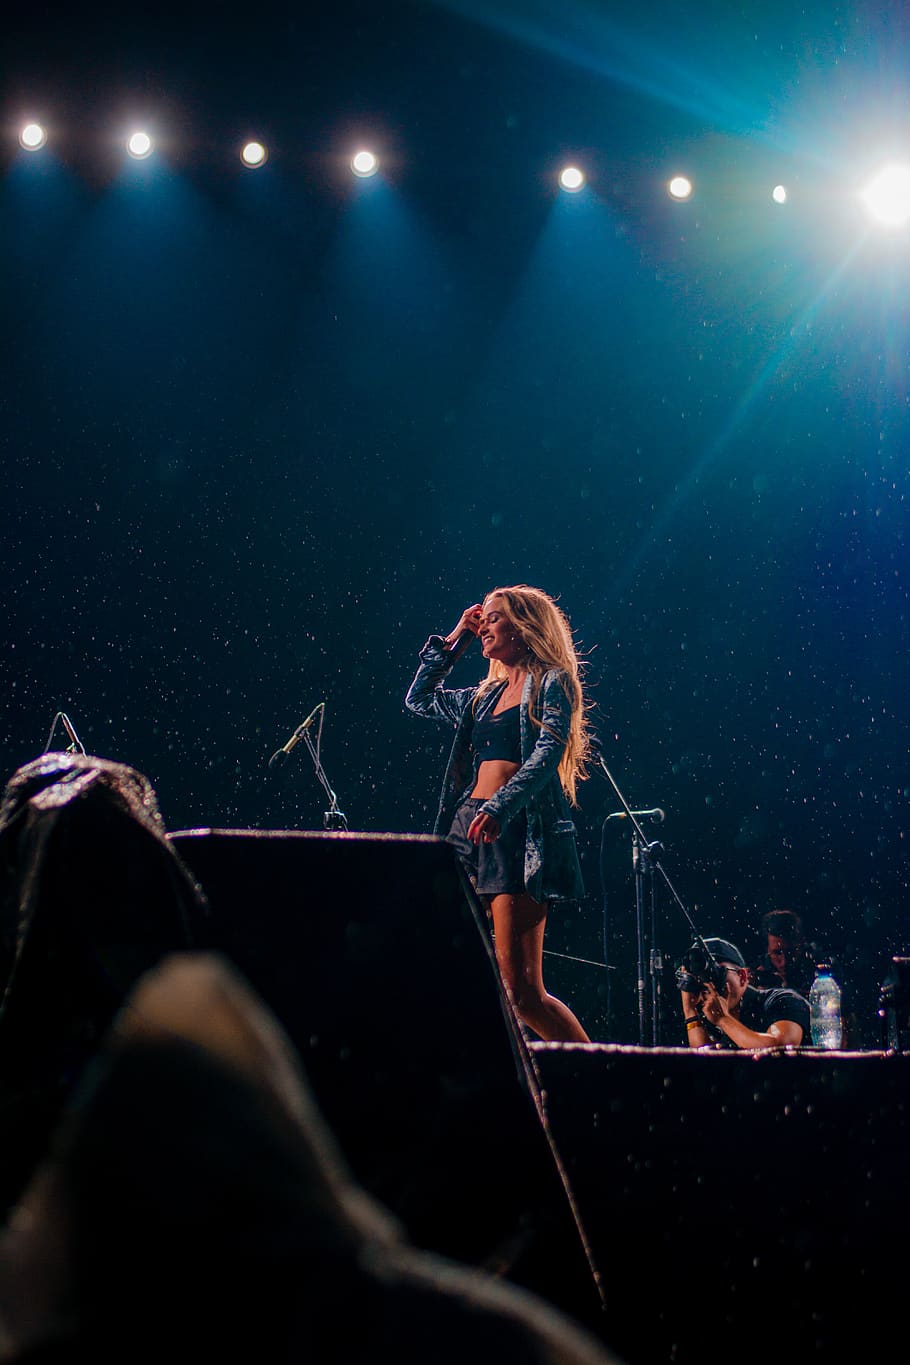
left=241, top=141, right=267, bottom=168
left=127, top=131, right=153, bottom=160
left=19, top=122, right=47, bottom=151
left=861, top=164, right=910, bottom=228
left=772, top=184, right=787, bottom=204
left=559, top=165, right=585, bottom=193
left=668, top=175, right=692, bottom=200
left=351, top=149, right=378, bottom=178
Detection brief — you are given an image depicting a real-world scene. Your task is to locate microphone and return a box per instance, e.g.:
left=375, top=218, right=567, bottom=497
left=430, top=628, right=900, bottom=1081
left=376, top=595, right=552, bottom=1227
left=60, top=713, right=86, bottom=755
left=607, top=808, right=665, bottom=824
left=445, top=629, right=477, bottom=661
left=268, top=703, right=324, bottom=770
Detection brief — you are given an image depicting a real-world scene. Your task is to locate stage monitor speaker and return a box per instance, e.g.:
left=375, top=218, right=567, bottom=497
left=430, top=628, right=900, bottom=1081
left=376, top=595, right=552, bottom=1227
left=530, top=1041, right=909, bottom=1365
left=169, top=828, right=603, bottom=1330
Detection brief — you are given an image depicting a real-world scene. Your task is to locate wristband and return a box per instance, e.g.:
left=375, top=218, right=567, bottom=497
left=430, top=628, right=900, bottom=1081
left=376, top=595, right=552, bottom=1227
left=685, top=1018, right=703, bottom=1032
left=683, top=1016, right=700, bottom=1025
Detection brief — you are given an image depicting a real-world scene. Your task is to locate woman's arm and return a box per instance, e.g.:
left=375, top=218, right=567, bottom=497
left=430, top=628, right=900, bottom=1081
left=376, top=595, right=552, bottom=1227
left=478, top=670, right=573, bottom=827
left=405, top=604, right=483, bottom=728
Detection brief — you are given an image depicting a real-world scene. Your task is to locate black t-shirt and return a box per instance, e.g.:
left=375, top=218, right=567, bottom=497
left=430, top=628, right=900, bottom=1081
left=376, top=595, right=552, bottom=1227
left=703, top=984, right=810, bottom=1050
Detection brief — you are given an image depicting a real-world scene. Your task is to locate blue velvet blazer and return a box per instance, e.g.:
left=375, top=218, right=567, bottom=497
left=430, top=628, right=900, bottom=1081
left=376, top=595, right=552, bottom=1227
left=405, top=636, right=584, bottom=903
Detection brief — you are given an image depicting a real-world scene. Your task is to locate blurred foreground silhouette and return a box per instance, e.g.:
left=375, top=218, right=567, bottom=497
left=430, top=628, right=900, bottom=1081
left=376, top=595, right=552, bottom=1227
left=0, top=952, right=621, bottom=1364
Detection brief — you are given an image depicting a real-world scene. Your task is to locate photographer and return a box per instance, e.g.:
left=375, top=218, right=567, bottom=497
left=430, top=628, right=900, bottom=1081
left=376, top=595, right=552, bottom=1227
left=678, top=937, right=809, bottom=1050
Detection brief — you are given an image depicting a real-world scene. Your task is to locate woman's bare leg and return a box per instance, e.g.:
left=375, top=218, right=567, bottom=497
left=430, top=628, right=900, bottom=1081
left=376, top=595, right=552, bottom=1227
left=489, top=893, right=590, bottom=1043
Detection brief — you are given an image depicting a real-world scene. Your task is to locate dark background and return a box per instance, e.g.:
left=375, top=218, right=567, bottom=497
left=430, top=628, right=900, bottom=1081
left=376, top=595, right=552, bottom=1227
left=3, top=0, right=909, bottom=1044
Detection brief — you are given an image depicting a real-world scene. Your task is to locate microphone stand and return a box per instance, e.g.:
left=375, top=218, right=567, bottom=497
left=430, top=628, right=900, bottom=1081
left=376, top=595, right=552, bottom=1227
left=42, top=711, right=86, bottom=756
left=299, top=708, right=348, bottom=832
left=596, top=751, right=702, bottom=1047
left=635, top=830, right=663, bottom=1045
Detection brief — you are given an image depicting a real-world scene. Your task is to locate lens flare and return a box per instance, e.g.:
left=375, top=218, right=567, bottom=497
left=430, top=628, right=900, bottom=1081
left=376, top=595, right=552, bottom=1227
left=861, top=164, right=910, bottom=228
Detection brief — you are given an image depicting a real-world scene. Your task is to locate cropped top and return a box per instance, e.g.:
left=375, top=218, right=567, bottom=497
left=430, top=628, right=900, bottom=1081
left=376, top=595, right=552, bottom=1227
left=472, top=704, right=521, bottom=764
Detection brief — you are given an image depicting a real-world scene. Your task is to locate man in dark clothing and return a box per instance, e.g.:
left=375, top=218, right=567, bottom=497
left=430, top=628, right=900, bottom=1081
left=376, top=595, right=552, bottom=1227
left=678, top=937, right=809, bottom=1050
left=751, top=909, right=818, bottom=996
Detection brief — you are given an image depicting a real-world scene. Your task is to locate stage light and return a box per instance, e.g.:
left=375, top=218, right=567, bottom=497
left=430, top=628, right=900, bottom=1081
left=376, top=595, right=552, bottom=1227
left=127, top=131, right=153, bottom=160
left=19, top=123, right=47, bottom=151
left=772, top=184, right=787, bottom=204
left=559, top=165, right=585, bottom=193
left=351, top=149, right=378, bottom=178
left=861, top=164, right=910, bottom=228
left=241, top=141, right=267, bottom=167
left=668, top=175, right=692, bottom=200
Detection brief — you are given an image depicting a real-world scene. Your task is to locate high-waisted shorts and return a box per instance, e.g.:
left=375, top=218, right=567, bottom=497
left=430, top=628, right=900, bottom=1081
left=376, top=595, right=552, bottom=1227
left=446, top=797, right=528, bottom=897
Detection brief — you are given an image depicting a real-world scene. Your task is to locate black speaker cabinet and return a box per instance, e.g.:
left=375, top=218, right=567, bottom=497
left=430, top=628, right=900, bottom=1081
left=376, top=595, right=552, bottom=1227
left=879, top=956, right=910, bottom=1049
left=168, top=828, right=603, bottom=1329
left=530, top=1041, right=907, bottom=1365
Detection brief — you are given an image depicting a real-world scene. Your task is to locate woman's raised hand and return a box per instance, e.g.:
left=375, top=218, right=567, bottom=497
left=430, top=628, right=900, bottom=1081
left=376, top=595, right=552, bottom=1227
left=445, top=603, right=483, bottom=649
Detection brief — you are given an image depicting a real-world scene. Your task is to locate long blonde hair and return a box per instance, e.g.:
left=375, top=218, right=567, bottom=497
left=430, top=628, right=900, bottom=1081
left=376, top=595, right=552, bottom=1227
left=476, top=585, right=590, bottom=805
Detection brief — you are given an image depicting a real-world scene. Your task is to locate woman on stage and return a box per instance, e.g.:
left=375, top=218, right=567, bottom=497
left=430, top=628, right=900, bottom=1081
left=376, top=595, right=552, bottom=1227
left=406, top=585, right=591, bottom=1043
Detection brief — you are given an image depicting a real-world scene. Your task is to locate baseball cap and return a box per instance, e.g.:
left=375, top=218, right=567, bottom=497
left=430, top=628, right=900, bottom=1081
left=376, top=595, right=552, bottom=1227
left=699, top=937, right=746, bottom=969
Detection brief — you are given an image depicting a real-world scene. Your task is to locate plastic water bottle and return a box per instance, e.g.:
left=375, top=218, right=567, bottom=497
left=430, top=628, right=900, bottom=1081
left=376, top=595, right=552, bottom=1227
left=809, top=965, right=842, bottom=1049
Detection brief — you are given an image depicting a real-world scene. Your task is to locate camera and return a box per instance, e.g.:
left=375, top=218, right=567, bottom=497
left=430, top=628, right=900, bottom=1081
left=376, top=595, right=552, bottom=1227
left=674, top=945, right=730, bottom=997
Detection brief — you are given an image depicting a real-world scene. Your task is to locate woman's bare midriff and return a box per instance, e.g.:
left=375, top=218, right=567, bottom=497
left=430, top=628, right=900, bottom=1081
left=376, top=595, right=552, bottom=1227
left=471, top=759, right=520, bottom=800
